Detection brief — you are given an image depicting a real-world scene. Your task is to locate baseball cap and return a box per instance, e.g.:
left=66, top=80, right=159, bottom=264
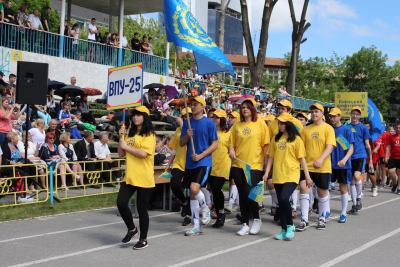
left=189, top=96, right=206, bottom=107
left=242, top=98, right=256, bottom=107
left=264, top=114, right=276, bottom=121
left=207, top=107, right=216, bottom=114
left=228, top=111, right=240, bottom=119
left=351, top=106, right=362, bottom=114
left=309, top=103, right=324, bottom=112
left=194, top=84, right=199, bottom=88
left=296, top=112, right=309, bottom=120
left=129, top=105, right=150, bottom=115
left=213, top=109, right=227, bottom=118
left=278, top=99, right=292, bottom=109
left=277, top=113, right=294, bottom=123
left=262, top=108, right=267, bottom=111
left=329, top=107, right=341, bottom=116
left=181, top=107, right=192, bottom=116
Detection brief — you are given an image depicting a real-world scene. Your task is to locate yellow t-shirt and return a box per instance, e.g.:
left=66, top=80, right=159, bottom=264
left=230, top=119, right=270, bottom=170
left=267, top=135, right=306, bottom=184
left=301, top=123, right=336, bottom=173
left=268, top=116, right=304, bottom=139
left=211, top=130, right=231, bottom=180
left=123, top=133, right=156, bottom=188
left=170, top=127, right=187, bottom=172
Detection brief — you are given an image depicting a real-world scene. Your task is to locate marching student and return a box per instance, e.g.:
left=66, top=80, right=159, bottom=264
left=296, top=112, right=308, bottom=128
left=226, top=111, right=240, bottom=213
left=229, top=98, right=270, bottom=235
left=264, top=113, right=312, bottom=240
left=347, top=107, right=374, bottom=214
left=376, top=130, right=390, bottom=187
left=210, top=109, right=231, bottom=228
left=385, top=122, right=400, bottom=195
left=328, top=108, right=354, bottom=223
left=297, top=103, right=335, bottom=231
left=166, top=108, right=191, bottom=226
left=117, top=106, right=156, bottom=250
left=180, top=96, right=218, bottom=236
left=363, top=120, right=379, bottom=196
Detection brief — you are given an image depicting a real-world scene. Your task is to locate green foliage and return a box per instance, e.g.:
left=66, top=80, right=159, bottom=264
left=262, top=73, right=281, bottom=94
left=224, top=77, right=231, bottom=85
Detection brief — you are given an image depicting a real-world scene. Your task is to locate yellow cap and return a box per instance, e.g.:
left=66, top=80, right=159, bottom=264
left=129, top=105, right=150, bottom=115
left=264, top=114, right=276, bottom=121
left=209, top=83, right=214, bottom=86
left=228, top=111, right=240, bottom=119
left=262, top=108, right=267, bottom=111
left=243, top=98, right=256, bottom=107
left=351, top=106, right=362, bottom=114
left=194, top=84, right=199, bottom=88
left=213, top=109, right=227, bottom=118
left=185, top=81, right=189, bottom=84
left=278, top=99, right=292, bottom=109
left=207, top=107, right=216, bottom=114
left=175, top=79, right=179, bottom=83
left=181, top=107, right=192, bottom=116
left=296, top=112, right=309, bottom=120
left=189, top=96, right=206, bottom=107
left=221, top=90, right=226, bottom=93
left=309, top=103, right=324, bottom=112
left=277, top=113, right=294, bottom=123
left=227, top=89, right=231, bottom=92
left=221, top=94, right=226, bottom=97
left=216, top=85, right=220, bottom=88
left=329, top=107, right=341, bottom=116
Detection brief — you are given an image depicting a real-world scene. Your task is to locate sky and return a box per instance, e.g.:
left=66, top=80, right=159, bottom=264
left=142, top=0, right=400, bottom=63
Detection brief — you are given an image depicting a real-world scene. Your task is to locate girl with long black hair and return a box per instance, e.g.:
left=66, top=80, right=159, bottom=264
left=117, top=106, right=156, bottom=250
left=264, top=113, right=312, bottom=240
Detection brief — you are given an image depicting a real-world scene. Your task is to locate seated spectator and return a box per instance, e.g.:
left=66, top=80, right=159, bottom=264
left=154, top=136, right=166, bottom=166
left=0, top=96, right=18, bottom=146
left=143, top=88, right=155, bottom=109
left=33, top=104, right=51, bottom=126
left=94, top=131, right=118, bottom=187
left=17, top=131, right=46, bottom=188
left=29, top=118, right=46, bottom=146
left=46, top=119, right=62, bottom=146
left=151, top=93, right=167, bottom=122
left=58, top=132, right=84, bottom=187
left=39, top=132, right=68, bottom=190
left=76, top=94, right=96, bottom=125
left=160, top=135, right=173, bottom=162
left=58, top=102, right=82, bottom=139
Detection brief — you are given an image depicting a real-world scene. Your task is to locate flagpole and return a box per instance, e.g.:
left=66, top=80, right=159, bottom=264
left=175, top=46, right=195, bottom=154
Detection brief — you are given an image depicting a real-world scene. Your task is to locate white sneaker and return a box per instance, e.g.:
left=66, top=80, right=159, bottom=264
left=202, top=207, right=211, bottom=225
left=237, top=223, right=250, bottom=236
left=372, top=188, right=378, bottom=197
left=17, top=196, right=28, bottom=203
left=250, top=219, right=262, bottom=235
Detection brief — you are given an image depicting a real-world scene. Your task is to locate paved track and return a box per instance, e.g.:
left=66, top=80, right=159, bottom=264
left=1, top=186, right=399, bottom=267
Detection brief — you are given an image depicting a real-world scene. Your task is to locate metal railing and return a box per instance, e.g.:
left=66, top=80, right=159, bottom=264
left=0, top=22, right=168, bottom=75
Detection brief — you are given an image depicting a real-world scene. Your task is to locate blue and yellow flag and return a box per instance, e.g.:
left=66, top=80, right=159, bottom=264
left=236, top=158, right=252, bottom=186
left=164, top=0, right=235, bottom=77
left=159, top=171, right=173, bottom=179
left=248, top=182, right=264, bottom=203
left=347, top=125, right=356, bottom=133
left=367, top=98, right=384, bottom=142
left=336, top=134, right=350, bottom=150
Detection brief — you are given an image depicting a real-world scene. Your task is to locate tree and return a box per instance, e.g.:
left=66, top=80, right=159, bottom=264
left=218, top=0, right=231, bottom=52
left=241, top=0, right=278, bottom=87
left=344, top=46, right=393, bottom=116
left=285, top=0, right=311, bottom=96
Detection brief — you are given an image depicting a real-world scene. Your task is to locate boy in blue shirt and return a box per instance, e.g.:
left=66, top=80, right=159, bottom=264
left=329, top=108, right=354, bottom=223
left=180, top=96, right=218, bottom=236
left=347, top=106, right=373, bottom=214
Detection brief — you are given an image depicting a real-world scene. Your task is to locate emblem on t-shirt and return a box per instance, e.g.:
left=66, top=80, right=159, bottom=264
left=242, top=127, right=251, bottom=136
left=278, top=141, right=286, bottom=150
left=311, top=132, right=319, bottom=139
left=127, top=138, right=135, bottom=147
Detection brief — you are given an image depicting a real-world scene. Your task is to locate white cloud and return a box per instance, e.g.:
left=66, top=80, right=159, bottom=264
left=309, top=0, right=357, bottom=19
left=374, top=19, right=390, bottom=31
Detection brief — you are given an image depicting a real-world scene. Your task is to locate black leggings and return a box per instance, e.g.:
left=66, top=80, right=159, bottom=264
left=117, top=182, right=152, bottom=239
left=209, top=176, right=226, bottom=214
left=170, top=168, right=186, bottom=203
left=231, top=167, right=262, bottom=224
left=274, top=183, right=297, bottom=230
left=81, top=112, right=96, bottom=125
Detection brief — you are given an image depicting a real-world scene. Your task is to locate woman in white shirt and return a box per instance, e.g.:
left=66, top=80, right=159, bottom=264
left=70, top=23, right=81, bottom=60
left=29, top=118, right=46, bottom=146
left=58, top=132, right=84, bottom=187
left=18, top=131, right=47, bottom=188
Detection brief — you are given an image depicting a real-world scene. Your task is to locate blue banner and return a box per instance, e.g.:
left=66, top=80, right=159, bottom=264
left=193, top=51, right=235, bottom=77
left=164, top=0, right=235, bottom=76
left=367, top=98, right=384, bottom=142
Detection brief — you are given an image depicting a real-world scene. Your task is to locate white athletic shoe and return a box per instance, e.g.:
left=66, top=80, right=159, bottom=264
left=17, top=196, right=35, bottom=203
left=202, top=207, right=211, bottom=225
left=237, top=223, right=250, bottom=236
left=372, top=188, right=378, bottom=197
left=250, top=219, right=262, bottom=235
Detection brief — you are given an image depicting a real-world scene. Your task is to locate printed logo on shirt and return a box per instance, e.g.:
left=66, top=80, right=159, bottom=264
left=127, top=138, right=135, bottom=147
left=311, top=131, right=319, bottom=139
left=278, top=141, right=286, bottom=150
left=336, top=134, right=350, bottom=150
left=242, top=127, right=251, bottom=136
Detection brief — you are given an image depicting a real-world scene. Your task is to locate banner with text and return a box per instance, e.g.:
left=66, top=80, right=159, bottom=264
left=334, top=92, right=368, bottom=117
left=107, top=63, right=143, bottom=110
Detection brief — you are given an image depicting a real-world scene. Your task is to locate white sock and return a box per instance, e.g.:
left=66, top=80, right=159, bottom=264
left=229, top=185, right=238, bottom=206
left=190, top=199, right=200, bottom=228
left=269, top=189, right=278, bottom=207
left=350, top=185, right=357, bottom=206
left=341, top=193, right=348, bottom=215
left=318, top=195, right=329, bottom=222
left=291, top=190, right=298, bottom=211
left=194, top=190, right=208, bottom=211
left=327, top=192, right=331, bottom=213
left=355, top=180, right=362, bottom=199
left=299, top=194, right=309, bottom=222
left=309, top=190, right=313, bottom=206
left=200, top=187, right=212, bottom=208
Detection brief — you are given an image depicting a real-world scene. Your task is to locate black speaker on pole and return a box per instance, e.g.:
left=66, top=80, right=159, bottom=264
left=16, top=61, right=49, bottom=105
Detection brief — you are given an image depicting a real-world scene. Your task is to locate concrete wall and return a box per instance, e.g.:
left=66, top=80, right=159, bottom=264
left=0, top=47, right=174, bottom=98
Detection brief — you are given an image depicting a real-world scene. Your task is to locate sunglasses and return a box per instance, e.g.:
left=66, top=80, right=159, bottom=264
left=48, top=137, right=55, bottom=140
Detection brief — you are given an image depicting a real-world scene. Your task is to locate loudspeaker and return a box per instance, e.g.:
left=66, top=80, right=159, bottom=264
left=16, top=61, right=49, bottom=105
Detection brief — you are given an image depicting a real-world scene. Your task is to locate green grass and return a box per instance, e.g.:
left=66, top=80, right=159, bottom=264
left=0, top=193, right=119, bottom=222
